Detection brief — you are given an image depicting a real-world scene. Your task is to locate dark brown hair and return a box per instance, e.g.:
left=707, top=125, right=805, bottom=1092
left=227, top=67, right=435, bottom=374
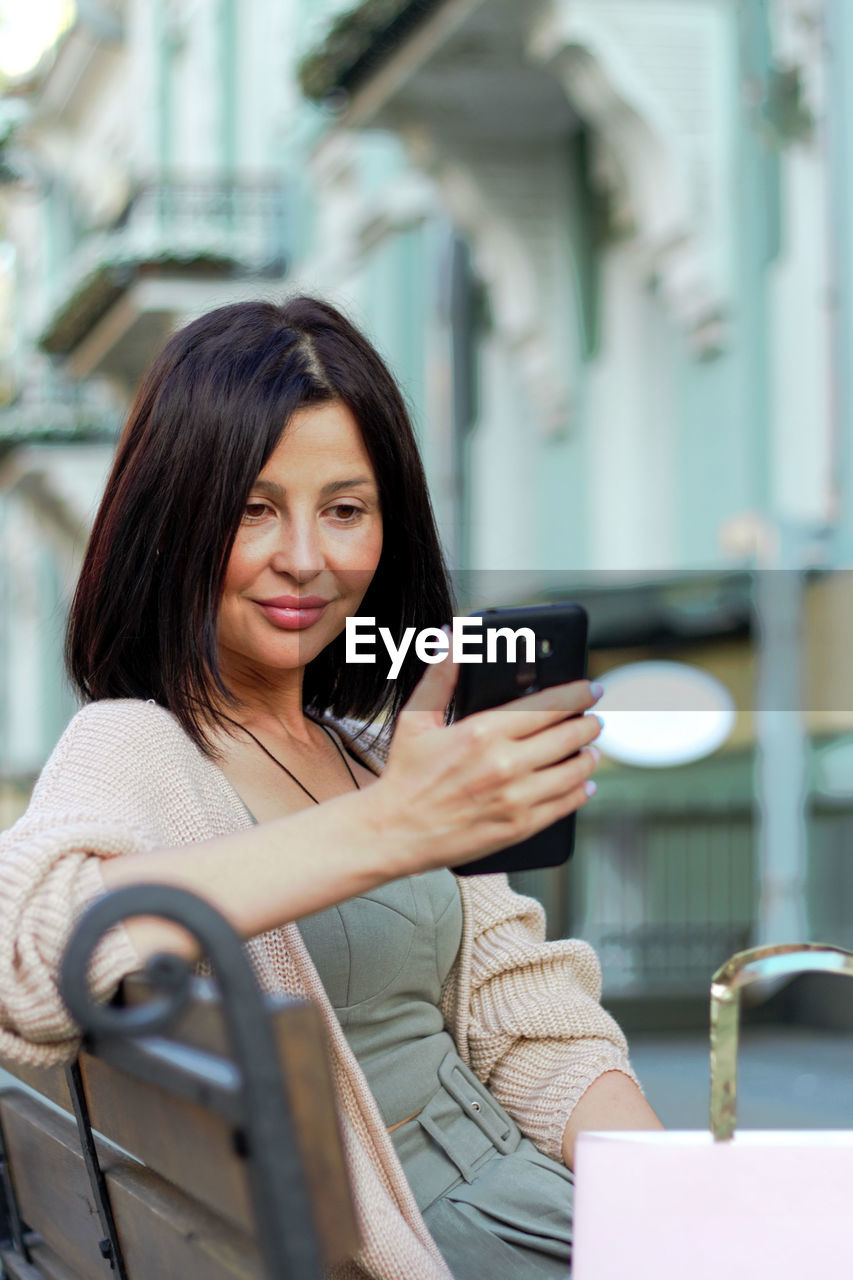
left=66, top=296, right=455, bottom=753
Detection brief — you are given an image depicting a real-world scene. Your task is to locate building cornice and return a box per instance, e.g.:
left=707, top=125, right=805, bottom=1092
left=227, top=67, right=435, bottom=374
left=298, top=0, right=442, bottom=102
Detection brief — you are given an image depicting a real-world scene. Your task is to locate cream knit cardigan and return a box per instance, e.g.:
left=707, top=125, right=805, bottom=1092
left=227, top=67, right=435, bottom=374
left=0, top=699, right=639, bottom=1280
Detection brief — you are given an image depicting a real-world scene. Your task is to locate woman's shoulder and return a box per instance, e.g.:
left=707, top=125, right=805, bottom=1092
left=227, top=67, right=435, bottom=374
left=18, top=698, right=246, bottom=842
left=64, top=696, right=184, bottom=732
left=30, top=698, right=213, bottom=809
left=47, top=698, right=195, bottom=770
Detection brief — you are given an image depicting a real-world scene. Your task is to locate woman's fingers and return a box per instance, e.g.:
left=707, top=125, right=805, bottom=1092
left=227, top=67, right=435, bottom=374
left=523, top=774, right=597, bottom=834
left=510, top=745, right=600, bottom=812
left=451, top=702, right=602, bottom=790
left=381, top=663, right=605, bottom=873
left=450, top=755, right=598, bottom=868
left=464, top=679, right=601, bottom=741
left=509, top=709, right=603, bottom=773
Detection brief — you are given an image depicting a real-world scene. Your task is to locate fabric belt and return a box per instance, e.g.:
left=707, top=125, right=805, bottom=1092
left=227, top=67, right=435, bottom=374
left=388, top=1050, right=522, bottom=1212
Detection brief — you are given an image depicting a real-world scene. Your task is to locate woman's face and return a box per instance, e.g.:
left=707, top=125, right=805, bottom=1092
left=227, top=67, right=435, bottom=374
left=217, top=400, right=383, bottom=681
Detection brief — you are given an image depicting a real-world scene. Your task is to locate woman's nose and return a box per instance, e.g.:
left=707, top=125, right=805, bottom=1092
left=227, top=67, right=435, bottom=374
left=270, top=517, right=325, bottom=580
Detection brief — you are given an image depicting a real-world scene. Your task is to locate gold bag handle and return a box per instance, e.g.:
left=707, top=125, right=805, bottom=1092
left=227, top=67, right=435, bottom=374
left=709, top=942, right=853, bottom=1141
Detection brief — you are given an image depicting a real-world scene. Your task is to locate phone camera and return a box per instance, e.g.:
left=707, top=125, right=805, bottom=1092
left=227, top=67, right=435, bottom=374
left=515, top=663, right=539, bottom=693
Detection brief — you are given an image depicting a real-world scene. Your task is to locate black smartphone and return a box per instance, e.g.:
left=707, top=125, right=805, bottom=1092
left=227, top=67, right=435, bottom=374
left=451, top=602, right=589, bottom=877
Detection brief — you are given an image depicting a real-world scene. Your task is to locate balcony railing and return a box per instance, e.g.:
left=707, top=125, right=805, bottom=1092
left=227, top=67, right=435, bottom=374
left=0, top=363, right=122, bottom=453
left=111, top=179, right=290, bottom=274
left=39, top=177, right=290, bottom=357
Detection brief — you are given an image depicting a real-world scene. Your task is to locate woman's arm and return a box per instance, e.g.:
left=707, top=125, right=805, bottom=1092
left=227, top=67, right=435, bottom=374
left=98, top=782, right=414, bottom=961
left=102, top=656, right=602, bottom=963
left=560, top=1070, right=663, bottom=1169
left=1, top=656, right=602, bottom=1054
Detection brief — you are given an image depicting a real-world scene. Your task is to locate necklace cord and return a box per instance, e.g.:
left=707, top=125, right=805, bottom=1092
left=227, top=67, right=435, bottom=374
left=218, top=713, right=361, bottom=805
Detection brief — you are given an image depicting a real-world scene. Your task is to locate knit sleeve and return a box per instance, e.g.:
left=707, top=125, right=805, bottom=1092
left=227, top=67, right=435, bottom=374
left=0, top=704, right=175, bottom=1065
left=0, top=818, right=144, bottom=1064
left=443, top=875, right=641, bottom=1163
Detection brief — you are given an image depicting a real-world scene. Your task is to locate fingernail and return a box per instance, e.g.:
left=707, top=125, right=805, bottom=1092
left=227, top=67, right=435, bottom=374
left=595, top=714, right=605, bottom=731
left=584, top=780, right=598, bottom=798
left=586, top=745, right=600, bottom=764
left=590, top=682, right=604, bottom=702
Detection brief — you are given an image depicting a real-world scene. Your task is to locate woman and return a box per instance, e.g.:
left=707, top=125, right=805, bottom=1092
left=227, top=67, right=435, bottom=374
left=0, top=296, right=660, bottom=1279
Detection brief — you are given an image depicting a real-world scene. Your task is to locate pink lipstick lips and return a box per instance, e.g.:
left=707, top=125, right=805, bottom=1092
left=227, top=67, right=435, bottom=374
left=255, top=595, right=331, bottom=630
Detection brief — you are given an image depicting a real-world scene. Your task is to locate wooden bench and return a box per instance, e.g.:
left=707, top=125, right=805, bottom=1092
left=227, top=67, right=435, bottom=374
left=0, top=885, right=359, bottom=1279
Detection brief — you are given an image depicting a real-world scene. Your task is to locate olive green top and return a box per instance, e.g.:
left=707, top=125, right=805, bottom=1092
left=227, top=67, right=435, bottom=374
left=297, top=869, right=464, bottom=1128
left=297, top=867, right=575, bottom=1279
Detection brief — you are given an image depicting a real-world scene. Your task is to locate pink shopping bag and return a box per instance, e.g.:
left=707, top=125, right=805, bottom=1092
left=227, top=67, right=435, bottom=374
left=572, top=944, right=853, bottom=1280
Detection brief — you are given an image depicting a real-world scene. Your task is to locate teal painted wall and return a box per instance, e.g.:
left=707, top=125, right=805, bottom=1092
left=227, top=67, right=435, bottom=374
left=826, top=0, right=853, bottom=566
left=155, top=0, right=174, bottom=182
left=361, top=223, right=430, bottom=447
left=219, top=0, right=238, bottom=177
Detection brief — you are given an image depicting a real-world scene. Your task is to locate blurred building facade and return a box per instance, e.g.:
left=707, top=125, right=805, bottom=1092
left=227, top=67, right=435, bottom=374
left=0, top=0, right=295, bottom=794
left=2, top=0, right=853, bottom=1004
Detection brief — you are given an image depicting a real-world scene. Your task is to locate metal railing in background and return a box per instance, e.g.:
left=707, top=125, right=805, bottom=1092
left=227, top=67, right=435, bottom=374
left=122, top=179, right=291, bottom=276
left=582, top=807, right=756, bottom=996
left=512, top=803, right=755, bottom=998
left=38, top=175, right=291, bottom=354
left=808, top=803, right=853, bottom=952
left=511, top=791, right=853, bottom=1002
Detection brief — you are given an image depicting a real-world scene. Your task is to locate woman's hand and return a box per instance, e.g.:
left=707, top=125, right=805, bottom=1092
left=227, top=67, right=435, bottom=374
left=372, top=651, right=603, bottom=875
left=100, top=651, right=601, bottom=961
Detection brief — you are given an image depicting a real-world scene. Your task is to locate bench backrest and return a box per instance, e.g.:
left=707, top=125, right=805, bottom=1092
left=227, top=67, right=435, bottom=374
left=0, top=978, right=359, bottom=1280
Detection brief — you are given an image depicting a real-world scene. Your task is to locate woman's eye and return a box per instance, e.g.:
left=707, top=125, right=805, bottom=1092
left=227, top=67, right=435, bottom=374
left=243, top=502, right=270, bottom=521
left=328, top=504, right=362, bottom=522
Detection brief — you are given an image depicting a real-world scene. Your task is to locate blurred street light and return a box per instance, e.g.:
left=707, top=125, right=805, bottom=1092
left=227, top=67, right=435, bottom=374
left=595, top=661, right=737, bottom=768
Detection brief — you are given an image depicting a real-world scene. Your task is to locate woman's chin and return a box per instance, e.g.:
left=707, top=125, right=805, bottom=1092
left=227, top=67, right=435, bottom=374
left=257, top=632, right=335, bottom=671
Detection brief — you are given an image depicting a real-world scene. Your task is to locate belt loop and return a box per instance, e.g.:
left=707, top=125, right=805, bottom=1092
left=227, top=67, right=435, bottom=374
left=437, top=1053, right=518, bottom=1155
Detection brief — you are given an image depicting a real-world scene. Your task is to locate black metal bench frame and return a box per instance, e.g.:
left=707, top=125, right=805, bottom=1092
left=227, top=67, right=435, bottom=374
left=0, top=885, right=327, bottom=1280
